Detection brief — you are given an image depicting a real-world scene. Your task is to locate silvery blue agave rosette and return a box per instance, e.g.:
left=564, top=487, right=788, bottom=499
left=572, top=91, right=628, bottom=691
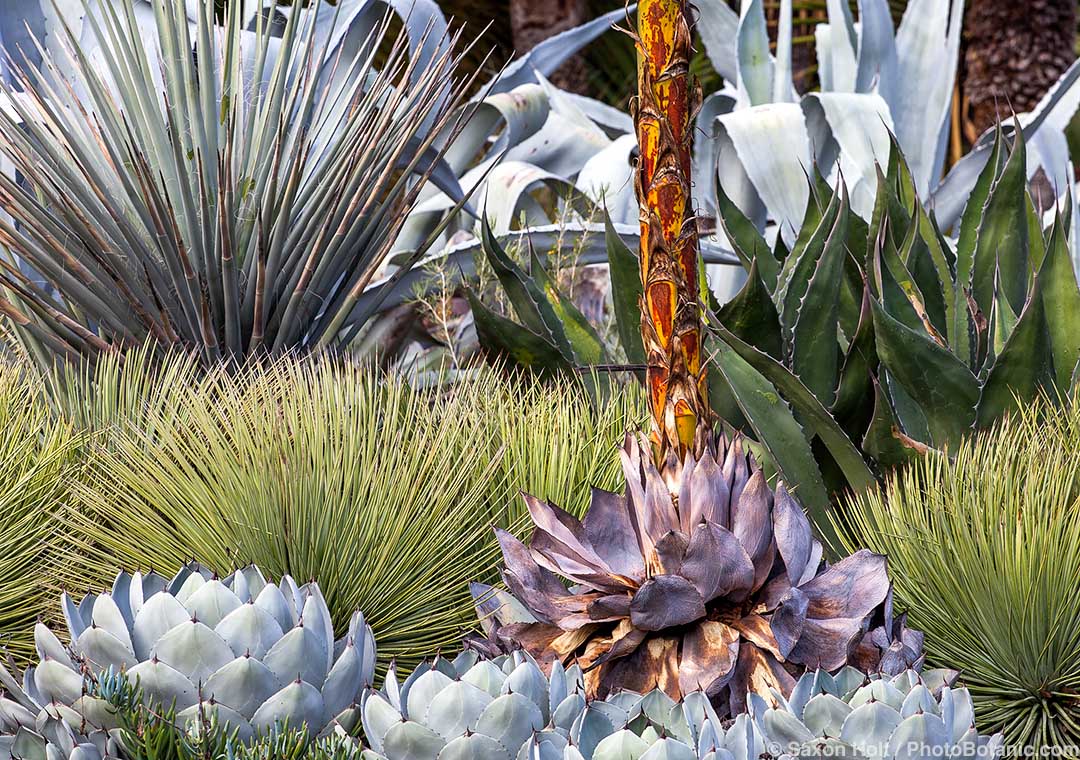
left=0, top=563, right=375, bottom=742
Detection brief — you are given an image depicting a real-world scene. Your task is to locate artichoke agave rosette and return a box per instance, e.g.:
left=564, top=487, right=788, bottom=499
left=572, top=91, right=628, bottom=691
left=0, top=564, right=375, bottom=743
left=587, top=667, right=1002, bottom=760
left=361, top=650, right=592, bottom=760
left=0, top=718, right=122, bottom=760
left=476, top=431, right=895, bottom=711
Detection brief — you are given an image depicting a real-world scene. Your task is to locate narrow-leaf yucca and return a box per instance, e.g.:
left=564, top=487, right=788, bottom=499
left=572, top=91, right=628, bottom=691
left=48, top=352, right=639, bottom=673
left=837, top=394, right=1080, bottom=750
left=0, top=0, right=480, bottom=365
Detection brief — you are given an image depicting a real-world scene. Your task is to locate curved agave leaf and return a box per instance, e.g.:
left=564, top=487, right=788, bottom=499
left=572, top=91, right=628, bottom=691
left=696, top=0, right=1075, bottom=255
left=715, top=104, right=811, bottom=241
left=802, top=93, right=893, bottom=219
left=484, top=6, right=633, bottom=96
left=352, top=222, right=739, bottom=327
left=394, top=79, right=625, bottom=260
left=889, top=0, right=963, bottom=197
left=735, top=0, right=776, bottom=108
left=578, top=135, right=637, bottom=225
left=934, top=58, right=1080, bottom=231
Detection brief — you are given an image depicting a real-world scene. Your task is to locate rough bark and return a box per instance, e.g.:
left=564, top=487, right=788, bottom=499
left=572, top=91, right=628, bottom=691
left=509, top=0, right=589, bottom=93
left=963, top=0, right=1076, bottom=136
left=635, top=0, right=708, bottom=459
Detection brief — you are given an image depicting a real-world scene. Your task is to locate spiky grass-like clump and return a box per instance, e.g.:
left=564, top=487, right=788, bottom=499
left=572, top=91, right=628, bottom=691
left=0, top=364, right=82, bottom=664
left=47, top=352, right=641, bottom=674
left=836, top=395, right=1080, bottom=750
left=481, top=373, right=646, bottom=522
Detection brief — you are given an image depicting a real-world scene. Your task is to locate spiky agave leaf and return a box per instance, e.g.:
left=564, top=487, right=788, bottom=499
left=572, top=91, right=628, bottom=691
left=476, top=430, right=903, bottom=715
left=705, top=129, right=1080, bottom=510
left=0, top=0, right=480, bottom=365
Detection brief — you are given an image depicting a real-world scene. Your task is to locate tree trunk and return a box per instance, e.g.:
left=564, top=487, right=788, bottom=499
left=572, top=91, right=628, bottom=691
left=509, top=0, right=589, bottom=93
left=963, top=0, right=1076, bottom=137
left=635, top=0, right=708, bottom=459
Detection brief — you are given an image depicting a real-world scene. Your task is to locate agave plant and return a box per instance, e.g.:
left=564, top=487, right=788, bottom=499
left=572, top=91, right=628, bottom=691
left=0, top=0, right=479, bottom=365
left=360, top=650, right=593, bottom=760
left=692, top=0, right=966, bottom=229
left=0, top=564, right=376, bottom=742
left=603, top=666, right=1002, bottom=760
left=1, top=670, right=368, bottom=760
left=705, top=127, right=1080, bottom=503
left=0, top=720, right=122, bottom=760
left=383, top=6, right=639, bottom=263
left=463, top=213, right=741, bottom=379
left=693, top=0, right=1080, bottom=242
left=468, top=0, right=909, bottom=707
left=473, top=430, right=903, bottom=712
left=360, top=648, right=995, bottom=760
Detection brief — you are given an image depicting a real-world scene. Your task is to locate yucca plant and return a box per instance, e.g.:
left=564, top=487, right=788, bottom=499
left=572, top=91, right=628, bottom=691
left=836, top=395, right=1080, bottom=750
left=477, top=368, right=646, bottom=521
left=0, top=362, right=83, bottom=665
left=0, top=0, right=479, bottom=366
left=46, top=352, right=642, bottom=673
left=52, top=355, right=506, bottom=673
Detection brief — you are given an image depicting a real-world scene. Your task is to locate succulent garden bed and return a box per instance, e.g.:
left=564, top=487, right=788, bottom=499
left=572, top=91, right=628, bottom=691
left=1, top=0, right=1080, bottom=757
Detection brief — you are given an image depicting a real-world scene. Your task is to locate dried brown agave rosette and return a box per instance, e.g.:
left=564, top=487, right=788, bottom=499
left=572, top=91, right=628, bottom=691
left=474, top=431, right=896, bottom=714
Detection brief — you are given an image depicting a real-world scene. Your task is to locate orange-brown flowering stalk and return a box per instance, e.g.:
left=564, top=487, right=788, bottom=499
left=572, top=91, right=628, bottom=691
left=634, top=0, right=708, bottom=459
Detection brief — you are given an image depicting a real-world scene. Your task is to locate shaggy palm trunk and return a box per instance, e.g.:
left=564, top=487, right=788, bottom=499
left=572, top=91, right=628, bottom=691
left=635, top=0, right=707, bottom=460
left=963, top=0, right=1076, bottom=136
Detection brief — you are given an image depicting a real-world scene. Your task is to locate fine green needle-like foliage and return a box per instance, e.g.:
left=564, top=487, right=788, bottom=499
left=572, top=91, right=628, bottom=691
left=44, top=352, right=641, bottom=674
left=0, top=365, right=83, bottom=664
left=480, top=371, right=645, bottom=524
left=56, top=358, right=508, bottom=674
left=836, top=395, right=1080, bottom=751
